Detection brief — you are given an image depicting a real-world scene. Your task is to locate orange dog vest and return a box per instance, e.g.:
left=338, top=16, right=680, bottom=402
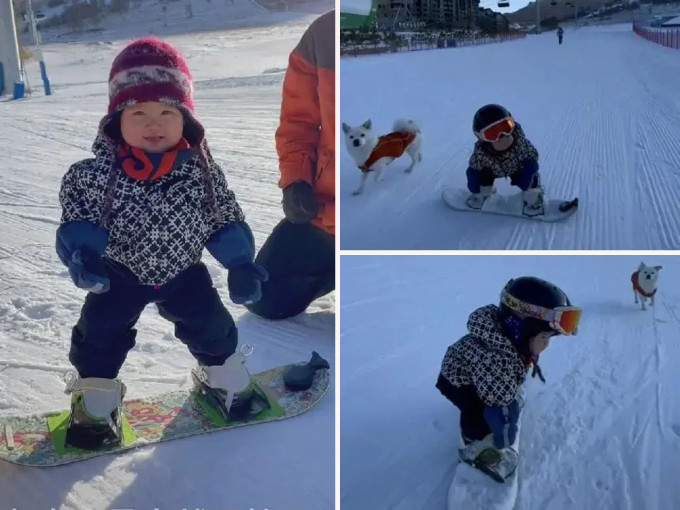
left=359, top=132, right=416, bottom=173
left=631, top=271, right=656, bottom=297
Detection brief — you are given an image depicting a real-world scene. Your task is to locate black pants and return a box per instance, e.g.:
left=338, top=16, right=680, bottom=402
left=559, top=37, right=563, bottom=45
left=245, top=220, right=335, bottom=320
left=436, top=373, right=491, bottom=442
left=70, top=260, right=237, bottom=379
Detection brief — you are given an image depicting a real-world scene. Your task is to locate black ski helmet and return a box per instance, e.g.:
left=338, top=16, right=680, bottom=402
left=473, top=104, right=513, bottom=134
left=498, top=276, right=572, bottom=355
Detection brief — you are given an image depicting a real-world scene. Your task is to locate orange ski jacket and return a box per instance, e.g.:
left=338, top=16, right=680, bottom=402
left=275, top=10, right=335, bottom=235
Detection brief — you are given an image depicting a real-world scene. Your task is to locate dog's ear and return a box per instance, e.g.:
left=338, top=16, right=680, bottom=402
left=638, top=262, right=645, bottom=270
left=655, top=265, right=662, bottom=271
left=362, top=119, right=372, bottom=130
left=342, top=122, right=350, bottom=134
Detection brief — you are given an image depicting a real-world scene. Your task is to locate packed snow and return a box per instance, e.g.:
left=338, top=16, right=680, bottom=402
left=339, top=24, right=680, bottom=249
left=0, top=2, right=335, bottom=509
left=340, top=254, right=680, bottom=510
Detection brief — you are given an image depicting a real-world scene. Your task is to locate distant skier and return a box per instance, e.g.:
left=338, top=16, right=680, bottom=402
left=56, top=38, right=269, bottom=449
left=466, top=104, right=545, bottom=216
left=436, top=277, right=581, bottom=477
left=557, top=26, right=564, bottom=44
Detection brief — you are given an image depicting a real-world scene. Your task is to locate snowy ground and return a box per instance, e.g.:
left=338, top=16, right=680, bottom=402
left=340, top=254, right=680, bottom=510
left=339, top=24, right=680, bottom=250
left=0, top=5, right=334, bottom=510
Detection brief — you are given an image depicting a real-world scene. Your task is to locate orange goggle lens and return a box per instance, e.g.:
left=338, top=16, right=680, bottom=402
left=478, top=117, right=515, bottom=142
left=550, top=307, right=581, bottom=335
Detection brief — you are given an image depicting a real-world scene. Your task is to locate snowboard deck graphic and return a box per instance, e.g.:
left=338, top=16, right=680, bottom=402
left=0, top=359, right=330, bottom=467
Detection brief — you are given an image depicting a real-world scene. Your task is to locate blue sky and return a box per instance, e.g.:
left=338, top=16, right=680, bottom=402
left=479, top=0, right=534, bottom=15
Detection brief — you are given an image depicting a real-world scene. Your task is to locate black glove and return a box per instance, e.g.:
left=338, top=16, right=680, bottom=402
left=282, top=181, right=319, bottom=224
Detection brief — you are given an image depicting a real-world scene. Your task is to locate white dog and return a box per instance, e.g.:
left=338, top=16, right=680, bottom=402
left=631, top=262, right=662, bottom=310
left=342, top=118, right=423, bottom=196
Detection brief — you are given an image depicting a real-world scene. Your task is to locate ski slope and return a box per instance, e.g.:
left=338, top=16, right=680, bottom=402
left=340, top=255, right=680, bottom=510
left=35, top=0, right=327, bottom=44
left=339, top=24, right=680, bottom=249
left=0, top=5, right=335, bottom=509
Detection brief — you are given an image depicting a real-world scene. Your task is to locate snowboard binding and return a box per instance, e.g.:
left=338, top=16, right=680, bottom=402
left=522, top=187, right=546, bottom=217
left=191, top=370, right=272, bottom=423
left=465, top=186, right=496, bottom=210
left=63, top=374, right=126, bottom=450
left=65, top=404, right=124, bottom=450
left=458, top=438, right=520, bottom=484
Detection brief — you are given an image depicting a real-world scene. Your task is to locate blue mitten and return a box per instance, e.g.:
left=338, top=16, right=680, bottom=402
left=227, top=262, right=269, bottom=305
left=483, top=399, right=521, bottom=449
left=514, top=159, right=539, bottom=191
left=206, top=221, right=269, bottom=305
left=56, top=221, right=110, bottom=293
left=69, top=247, right=110, bottom=294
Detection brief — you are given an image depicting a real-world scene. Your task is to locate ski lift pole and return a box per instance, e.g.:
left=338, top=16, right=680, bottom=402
left=27, top=0, right=50, bottom=95
left=0, top=0, right=24, bottom=98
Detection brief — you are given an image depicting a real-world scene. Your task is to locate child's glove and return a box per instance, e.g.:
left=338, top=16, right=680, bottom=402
left=282, top=181, right=319, bottom=224
left=483, top=399, right=521, bottom=449
left=68, top=248, right=111, bottom=294
left=514, top=159, right=539, bottom=191
left=227, top=262, right=269, bottom=305
left=205, top=221, right=268, bottom=304
left=56, top=221, right=110, bottom=294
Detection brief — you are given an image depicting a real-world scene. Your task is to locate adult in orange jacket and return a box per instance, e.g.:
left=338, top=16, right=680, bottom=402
left=246, top=10, right=335, bottom=320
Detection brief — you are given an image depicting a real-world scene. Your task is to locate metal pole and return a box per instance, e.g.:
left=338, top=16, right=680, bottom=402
left=27, top=0, right=40, bottom=46
left=27, top=0, right=51, bottom=95
left=0, top=0, right=24, bottom=97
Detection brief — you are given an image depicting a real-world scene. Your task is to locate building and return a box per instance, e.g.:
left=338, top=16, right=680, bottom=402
left=376, top=0, right=481, bottom=29
left=476, top=6, right=509, bottom=32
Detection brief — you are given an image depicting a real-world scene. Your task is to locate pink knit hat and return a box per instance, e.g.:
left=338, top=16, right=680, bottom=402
left=108, top=37, right=195, bottom=112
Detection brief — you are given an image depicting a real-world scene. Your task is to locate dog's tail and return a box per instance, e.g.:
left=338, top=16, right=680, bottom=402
left=393, top=118, right=420, bottom=134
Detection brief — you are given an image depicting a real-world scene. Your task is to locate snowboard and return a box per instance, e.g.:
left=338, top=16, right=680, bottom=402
left=441, top=187, right=578, bottom=222
left=0, top=354, right=330, bottom=467
left=447, top=393, right=523, bottom=510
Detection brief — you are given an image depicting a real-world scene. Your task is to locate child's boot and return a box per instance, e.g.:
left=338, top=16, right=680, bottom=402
left=466, top=185, right=495, bottom=209
left=522, top=187, right=545, bottom=217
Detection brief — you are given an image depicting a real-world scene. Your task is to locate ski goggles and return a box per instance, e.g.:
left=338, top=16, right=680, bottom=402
left=476, top=117, right=516, bottom=143
left=501, top=290, right=581, bottom=336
